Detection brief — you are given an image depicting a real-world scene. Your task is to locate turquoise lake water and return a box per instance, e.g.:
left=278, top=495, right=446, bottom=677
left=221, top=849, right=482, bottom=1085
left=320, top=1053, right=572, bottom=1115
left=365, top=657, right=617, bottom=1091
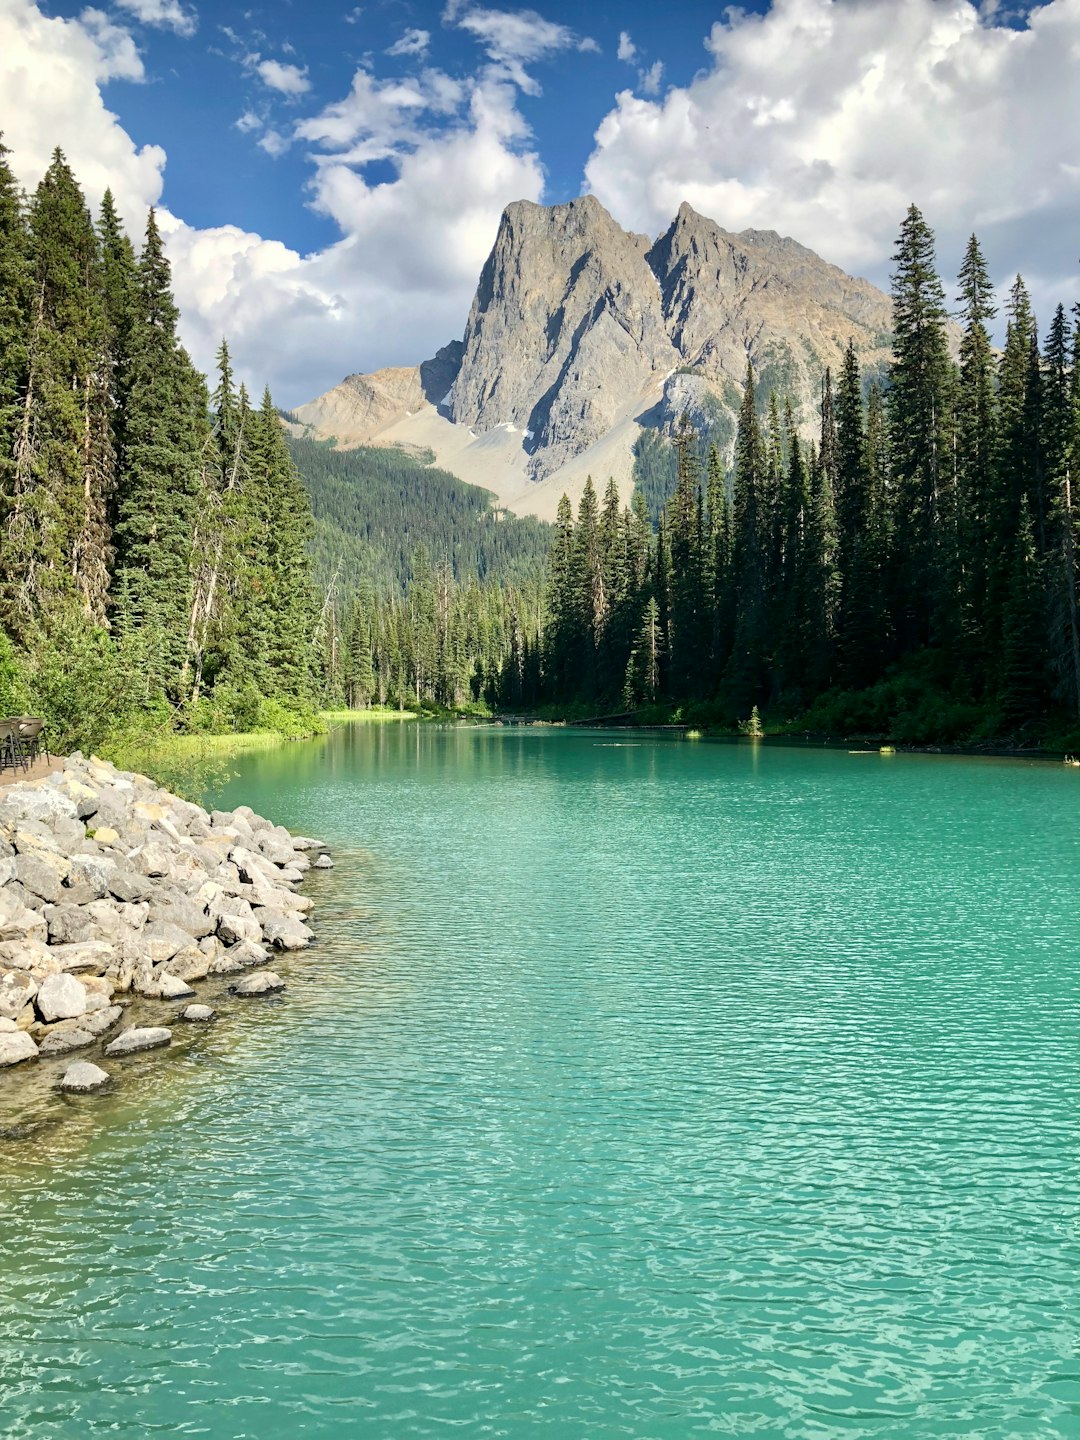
left=2, top=725, right=1080, bottom=1438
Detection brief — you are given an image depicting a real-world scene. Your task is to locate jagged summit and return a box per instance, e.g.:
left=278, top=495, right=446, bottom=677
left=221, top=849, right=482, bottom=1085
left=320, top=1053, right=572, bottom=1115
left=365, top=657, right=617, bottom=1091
left=292, top=194, right=894, bottom=519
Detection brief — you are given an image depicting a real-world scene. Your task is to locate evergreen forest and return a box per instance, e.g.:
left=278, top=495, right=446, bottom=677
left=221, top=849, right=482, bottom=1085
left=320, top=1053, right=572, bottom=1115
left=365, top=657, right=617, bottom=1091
left=1, top=134, right=1078, bottom=751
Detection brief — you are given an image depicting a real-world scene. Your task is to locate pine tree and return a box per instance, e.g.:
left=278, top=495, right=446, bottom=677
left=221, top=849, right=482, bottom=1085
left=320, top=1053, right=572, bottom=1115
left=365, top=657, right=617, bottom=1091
left=668, top=413, right=704, bottom=696
left=1001, top=498, right=1048, bottom=729
left=0, top=137, right=30, bottom=551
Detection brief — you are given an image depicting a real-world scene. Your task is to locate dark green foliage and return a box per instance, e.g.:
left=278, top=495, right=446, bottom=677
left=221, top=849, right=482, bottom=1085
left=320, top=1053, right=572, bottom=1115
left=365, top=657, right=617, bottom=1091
left=289, top=435, right=551, bottom=596
left=0, top=140, right=321, bottom=748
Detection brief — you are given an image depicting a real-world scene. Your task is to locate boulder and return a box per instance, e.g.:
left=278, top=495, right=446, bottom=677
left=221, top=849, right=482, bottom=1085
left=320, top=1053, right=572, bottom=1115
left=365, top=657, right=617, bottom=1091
left=107, top=869, right=155, bottom=904
left=259, top=914, right=314, bottom=951
left=36, top=972, right=88, bottom=1023
left=313, top=854, right=334, bottom=870
left=91, top=825, right=120, bottom=847
left=255, top=832, right=297, bottom=868
left=104, top=1025, right=172, bottom=1057
left=43, top=903, right=96, bottom=946
left=209, top=940, right=268, bottom=974
left=38, top=1026, right=96, bottom=1057
left=217, top=912, right=262, bottom=947
left=0, top=1030, right=38, bottom=1066
left=79, top=1004, right=123, bottom=1037
left=0, top=890, right=48, bottom=945
left=13, top=852, right=62, bottom=903
left=0, top=941, right=54, bottom=975
left=60, top=1060, right=111, bottom=1092
left=67, top=854, right=117, bottom=897
left=147, top=898, right=215, bottom=939
left=0, top=969, right=38, bottom=1021
left=163, top=945, right=210, bottom=983
left=292, top=836, right=327, bottom=852
left=231, top=970, right=285, bottom=996
left=0, top=786, right=78, bottom=828
left=51, top=941, right=115, bottom=974
left=156, top=972, right=195, bottom=1000
left=131, top=842, right=173, bottom=878
left=180, top=1003, right=215, bottom=1023
left=140, top=921, right=193, bottom=965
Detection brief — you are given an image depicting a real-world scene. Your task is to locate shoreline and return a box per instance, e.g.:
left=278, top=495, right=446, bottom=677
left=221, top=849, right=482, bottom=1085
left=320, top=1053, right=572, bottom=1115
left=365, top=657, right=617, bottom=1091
left=0, top=752, right=328, bottom=1127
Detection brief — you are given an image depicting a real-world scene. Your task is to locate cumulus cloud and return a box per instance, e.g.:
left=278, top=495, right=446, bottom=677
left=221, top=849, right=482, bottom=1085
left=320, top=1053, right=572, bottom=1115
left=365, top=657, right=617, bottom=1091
left=255, top=57, right=310, bottom=96
left=113, top=0, right=196, bottom=38
left=387, top=27, right=430, bottom=58
left=585, top=0, right=1080, bottom=323
left=0, top=0, right=163, bottom=232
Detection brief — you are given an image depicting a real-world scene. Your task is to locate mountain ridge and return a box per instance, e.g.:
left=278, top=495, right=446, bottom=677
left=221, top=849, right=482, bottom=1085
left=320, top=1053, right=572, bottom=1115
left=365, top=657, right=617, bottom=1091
left=291, top=195, right=895, bottom=520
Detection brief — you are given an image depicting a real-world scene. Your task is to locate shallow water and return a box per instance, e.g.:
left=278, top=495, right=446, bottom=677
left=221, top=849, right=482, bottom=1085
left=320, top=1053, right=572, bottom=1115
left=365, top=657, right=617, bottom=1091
left=2, top=725, right=1080, bottom=1438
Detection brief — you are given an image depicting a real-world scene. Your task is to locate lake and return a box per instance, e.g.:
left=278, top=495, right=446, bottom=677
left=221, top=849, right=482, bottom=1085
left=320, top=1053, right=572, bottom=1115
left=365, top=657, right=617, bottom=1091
left=2, top=724, right=1079, bottom=1438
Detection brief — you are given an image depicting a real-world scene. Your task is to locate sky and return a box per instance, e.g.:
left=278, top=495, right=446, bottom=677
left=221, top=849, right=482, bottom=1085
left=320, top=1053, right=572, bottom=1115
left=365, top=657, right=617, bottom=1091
left=1, top=0, right=1078, bottom=409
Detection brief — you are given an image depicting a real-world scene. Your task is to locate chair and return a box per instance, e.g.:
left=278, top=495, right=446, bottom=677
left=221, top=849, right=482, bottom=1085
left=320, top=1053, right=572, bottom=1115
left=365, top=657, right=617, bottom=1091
left=15, top=717, right=48, bottom=764
left=0, top=718, right=28, bottom=774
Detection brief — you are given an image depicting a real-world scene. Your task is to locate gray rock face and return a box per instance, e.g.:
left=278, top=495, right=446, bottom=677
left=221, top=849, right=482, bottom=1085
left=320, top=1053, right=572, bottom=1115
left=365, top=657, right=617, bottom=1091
left=231, top=970, right=285, bottom=996
left=36, top=972, right=88, bottom=1023
left=0, top=1030, right=39, bottom=1066
left=104, top=1026, right=172, bottom=1057
left=60, top=1060, right=111, bottom=1091
left=447, top=196, right=677, bottom=480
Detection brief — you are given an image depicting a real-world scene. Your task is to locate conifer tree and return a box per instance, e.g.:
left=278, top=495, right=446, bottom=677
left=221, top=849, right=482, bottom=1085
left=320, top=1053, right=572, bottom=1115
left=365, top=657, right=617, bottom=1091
left=887, top=204, right=956, bottom=651
left=725, top=362, right=769, bottom=711
left=668, top=413, right=704, bottom=696
left=0, top=138, right=30, bottom=550
left=110, top=208, right=203, bottom=699
left=954, top=234, right=998, bottom=667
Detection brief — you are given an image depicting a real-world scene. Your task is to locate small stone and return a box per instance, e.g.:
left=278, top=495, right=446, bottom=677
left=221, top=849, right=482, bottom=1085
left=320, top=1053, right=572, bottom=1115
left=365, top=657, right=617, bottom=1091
left=313, top=854, right=334, bottom=869
left=231, top=970, right=285, bottom=996
left=104, top=1025, right=172, bottom=1057
left=60, top=1060, right=111, bottom=1092
left=180, top=1003, right=215, bottom=1023
left=0, top=1030, right=38, bottom=1066
left=92, top=825, right=120, bottom=847
left=35, top=972, right=88, bottom=1023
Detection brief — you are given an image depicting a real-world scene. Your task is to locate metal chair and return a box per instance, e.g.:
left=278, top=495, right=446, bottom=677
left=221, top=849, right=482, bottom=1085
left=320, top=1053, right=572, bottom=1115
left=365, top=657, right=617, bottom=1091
left=0, top=718, right=28, bottom=774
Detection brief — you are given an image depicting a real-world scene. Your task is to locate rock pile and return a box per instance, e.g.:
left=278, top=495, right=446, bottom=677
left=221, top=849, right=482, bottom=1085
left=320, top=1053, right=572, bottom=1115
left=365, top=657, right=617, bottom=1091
left=0, top=753, right=326, bottom=1088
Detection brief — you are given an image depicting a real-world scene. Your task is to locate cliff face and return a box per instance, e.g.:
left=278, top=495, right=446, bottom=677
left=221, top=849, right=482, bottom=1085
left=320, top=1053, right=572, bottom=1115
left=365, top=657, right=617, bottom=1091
left=293, top=195, right=896, bottom=513
left=444, top=197, right=678, bottom=478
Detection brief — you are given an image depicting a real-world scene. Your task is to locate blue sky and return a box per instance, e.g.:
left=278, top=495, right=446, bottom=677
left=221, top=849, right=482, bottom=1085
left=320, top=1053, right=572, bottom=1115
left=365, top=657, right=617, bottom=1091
left=2, top=1, right=1075, bottom=407
left=38, top=0, right=754, bottom=253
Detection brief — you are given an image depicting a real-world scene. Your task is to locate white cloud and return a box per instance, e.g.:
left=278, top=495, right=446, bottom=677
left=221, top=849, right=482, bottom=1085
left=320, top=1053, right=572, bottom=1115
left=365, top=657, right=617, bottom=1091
left=617, top=30, right=636, bottom=63
left=113, top=0, right=197, bottom=38
left=639, top=59, right=663, bottom=96
left=257, top=128, right=290, bottom=158
left=585, top=0, right=1080, bottom=324
left=235, top=109, right=262, bottom=134
left=446, top=2, right=596, bottom=95
left=255, top=57, right=310, bottom=96
left=76, top=7, right=145, bottom=82
left=387, top=27, right=430, bottom=58
left=0, top=0, right=163, bottom=232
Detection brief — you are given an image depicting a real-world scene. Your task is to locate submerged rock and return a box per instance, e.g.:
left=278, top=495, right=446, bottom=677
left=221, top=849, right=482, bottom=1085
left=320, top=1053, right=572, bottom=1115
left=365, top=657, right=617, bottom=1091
left=60, top=1061, right=111, bottom=1092
left=180, top=1004, right=215, bottom=1023
left=104, top=1026, right=173, bottom=1057
left=38, top=1026, right=96, bottom=1057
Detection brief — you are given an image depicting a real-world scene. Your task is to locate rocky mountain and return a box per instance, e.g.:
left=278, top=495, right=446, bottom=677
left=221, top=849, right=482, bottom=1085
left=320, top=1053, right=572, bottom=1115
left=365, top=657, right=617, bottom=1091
left=292, top=196, right=895, bottom=520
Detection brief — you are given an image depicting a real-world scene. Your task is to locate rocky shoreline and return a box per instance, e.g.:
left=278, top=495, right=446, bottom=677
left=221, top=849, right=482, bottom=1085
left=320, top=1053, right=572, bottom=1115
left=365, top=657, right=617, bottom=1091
left=0, top=752, right=328, bottom=1103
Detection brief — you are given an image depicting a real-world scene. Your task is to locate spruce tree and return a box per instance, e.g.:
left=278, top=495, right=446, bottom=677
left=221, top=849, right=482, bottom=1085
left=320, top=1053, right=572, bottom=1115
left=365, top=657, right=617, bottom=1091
left=0, top=137, right=30, bottom=553
left=887, top=204, right=956, bottom=651
left=725, top=362, right=769, bottom=712
left=110, top=208, right=203, bottom=699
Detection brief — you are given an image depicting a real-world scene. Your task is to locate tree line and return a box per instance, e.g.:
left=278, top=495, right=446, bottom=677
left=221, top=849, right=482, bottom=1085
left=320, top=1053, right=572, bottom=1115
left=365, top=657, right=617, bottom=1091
left=0, top=140, right=320, bottom=746
left=411, top=205, right=1078, bottom=741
